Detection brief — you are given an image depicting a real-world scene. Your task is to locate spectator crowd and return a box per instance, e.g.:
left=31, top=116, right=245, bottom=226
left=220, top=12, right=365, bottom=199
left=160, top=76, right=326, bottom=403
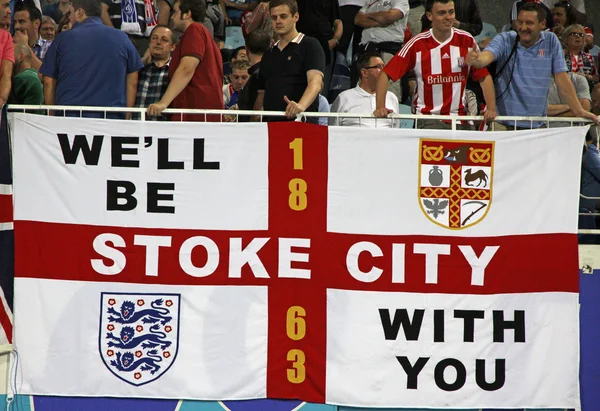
left=0, top=0, right=597, bottom=233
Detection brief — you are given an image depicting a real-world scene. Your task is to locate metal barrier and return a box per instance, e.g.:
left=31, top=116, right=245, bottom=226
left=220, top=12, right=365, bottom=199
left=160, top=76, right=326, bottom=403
left=5, top=104, right=598, bottom=129
left=6, top=104, right=600, bottom=236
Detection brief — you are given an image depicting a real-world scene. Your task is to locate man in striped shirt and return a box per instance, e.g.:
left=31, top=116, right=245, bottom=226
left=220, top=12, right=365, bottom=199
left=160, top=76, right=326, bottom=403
left=374, top=0, right=496, bottom=129
left=467, top=1, right=597, bottom=129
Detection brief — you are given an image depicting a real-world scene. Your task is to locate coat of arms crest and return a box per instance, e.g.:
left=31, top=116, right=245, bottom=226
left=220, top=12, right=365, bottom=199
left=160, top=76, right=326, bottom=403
left=99, top=292, right=181, bottom=386
left=419, top=139, right=494, bottom=229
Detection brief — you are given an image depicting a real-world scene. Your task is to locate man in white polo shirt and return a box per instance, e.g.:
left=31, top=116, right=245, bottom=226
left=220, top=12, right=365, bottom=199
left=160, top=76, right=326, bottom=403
left=330, top=51, right=398, bottom=127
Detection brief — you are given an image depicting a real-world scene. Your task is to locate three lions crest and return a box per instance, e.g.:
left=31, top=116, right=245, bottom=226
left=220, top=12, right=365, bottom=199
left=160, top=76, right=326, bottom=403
left=99, top=293, right=181, bottom=386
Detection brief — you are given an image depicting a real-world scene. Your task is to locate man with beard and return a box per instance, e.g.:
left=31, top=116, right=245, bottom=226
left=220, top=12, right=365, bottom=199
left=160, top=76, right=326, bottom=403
left=10, top=43, right=43, bottom=104
left=136, top=25, right=176, bottom=120
left=467, top=1, right=597, bottom=129
left=147, top=0, right=223, bottom=121
left=13, top=1, right=50, bottom=68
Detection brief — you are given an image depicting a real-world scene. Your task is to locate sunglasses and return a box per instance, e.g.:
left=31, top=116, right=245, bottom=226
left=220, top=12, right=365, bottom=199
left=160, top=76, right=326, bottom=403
left=364, top=64, right=385, bottom=70
left=569, top=32, right=585, bottom=38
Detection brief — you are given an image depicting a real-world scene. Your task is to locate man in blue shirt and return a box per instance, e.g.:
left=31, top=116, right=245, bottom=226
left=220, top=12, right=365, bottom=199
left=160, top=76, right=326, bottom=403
left=466, top=2, right=597, bottom=129
left=40, top=0, right=143, bottom=117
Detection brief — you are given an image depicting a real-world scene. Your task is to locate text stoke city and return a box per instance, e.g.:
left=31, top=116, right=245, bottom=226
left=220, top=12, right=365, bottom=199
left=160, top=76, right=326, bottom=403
left=91, top=233, right=499, bottom=286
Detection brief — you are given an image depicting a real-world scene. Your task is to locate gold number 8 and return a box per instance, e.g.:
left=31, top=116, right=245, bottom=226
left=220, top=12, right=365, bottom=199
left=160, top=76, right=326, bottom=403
left=288, top=178, right=307, bottom=211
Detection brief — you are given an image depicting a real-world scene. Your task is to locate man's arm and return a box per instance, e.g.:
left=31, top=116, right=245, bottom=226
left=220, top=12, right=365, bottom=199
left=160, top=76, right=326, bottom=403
left=466, top=49, right=495, bottom=69
left=147, top=56, right=199, bottom=116
left=548, top=80, right=591, bottom=116
left=101, top=2, right=115, bottom=27
left=283, top=70, right=323, bottom=118
left=0, top=59, right=12, bottom=106
left=354, top=12, right=380, bottom=28
left=126, top=71, right=138, bottom=108
left=546, top=103, right=571, bottom=116
left=367, top=9, right=404, bottom=26
left=374, top=70, right=393, bottom=117
left=555, top=71, right=598, bottom=123
left=549, top=98, right=591, bottom=116
left=478, top=74, right=497, bottom=122
left=251, top=90, right=264, bottom=122
left=223, top=0, right=257, bottom=11
left=328, top=19, right=343, bottom=49
left=219, top=0, right=231, bottom=25
left=158, top=0, right=171, bottom=26
left=43, top=76, right=56, bottom=105
left=28, top=52, right=42, bottom=71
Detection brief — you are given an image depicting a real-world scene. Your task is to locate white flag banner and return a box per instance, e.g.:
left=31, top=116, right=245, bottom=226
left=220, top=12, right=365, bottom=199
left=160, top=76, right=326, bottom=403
left=10, top=113, right=585, bottom=408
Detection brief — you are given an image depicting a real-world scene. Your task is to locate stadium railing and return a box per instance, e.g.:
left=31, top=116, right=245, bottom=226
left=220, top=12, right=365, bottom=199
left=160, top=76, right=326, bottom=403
left=6, top=105, right=600, bottom=236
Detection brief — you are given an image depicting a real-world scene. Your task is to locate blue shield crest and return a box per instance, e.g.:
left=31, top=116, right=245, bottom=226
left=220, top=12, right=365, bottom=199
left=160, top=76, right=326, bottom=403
left=99, top=292, right=181, bottom=386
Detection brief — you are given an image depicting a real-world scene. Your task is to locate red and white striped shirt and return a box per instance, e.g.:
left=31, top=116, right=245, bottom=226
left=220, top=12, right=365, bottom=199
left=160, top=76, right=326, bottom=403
left=384, top=28, right=489, bottom=116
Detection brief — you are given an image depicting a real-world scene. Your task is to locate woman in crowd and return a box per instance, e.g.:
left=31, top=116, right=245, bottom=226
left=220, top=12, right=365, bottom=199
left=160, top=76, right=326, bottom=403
left=552, top=1, right=575, bottom=38
left=563, top=24, right=599, bottom=90
left=56, top=10, right=71, bottom=34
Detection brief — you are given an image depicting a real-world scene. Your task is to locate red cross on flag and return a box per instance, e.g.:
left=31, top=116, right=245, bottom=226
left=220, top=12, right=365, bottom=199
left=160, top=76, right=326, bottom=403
left=9, top=114, right=584, bottom=409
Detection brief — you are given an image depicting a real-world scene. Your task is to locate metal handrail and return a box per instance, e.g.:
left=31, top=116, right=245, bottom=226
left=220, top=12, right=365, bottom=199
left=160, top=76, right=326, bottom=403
left=6, top=104, right=597, bottom=129
left=7, top=105, right=600, bottom=236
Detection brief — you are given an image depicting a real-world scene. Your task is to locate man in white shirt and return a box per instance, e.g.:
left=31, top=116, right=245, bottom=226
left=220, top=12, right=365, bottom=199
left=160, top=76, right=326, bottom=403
left=338, top=0, right=367, bottom=57
left=354, top=0, right=409, bottom=100
left=330, top=51, right=398, bottom=127
left=547, top=71, right=591, bottom=127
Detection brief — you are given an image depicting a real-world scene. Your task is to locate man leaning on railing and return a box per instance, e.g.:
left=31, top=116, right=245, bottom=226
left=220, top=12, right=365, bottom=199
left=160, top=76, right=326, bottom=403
left=466, top=2, right=598, bottom=129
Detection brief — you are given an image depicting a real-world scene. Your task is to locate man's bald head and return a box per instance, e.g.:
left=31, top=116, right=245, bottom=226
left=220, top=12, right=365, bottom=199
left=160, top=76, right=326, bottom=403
left=14, top=43, right=33, bottom=74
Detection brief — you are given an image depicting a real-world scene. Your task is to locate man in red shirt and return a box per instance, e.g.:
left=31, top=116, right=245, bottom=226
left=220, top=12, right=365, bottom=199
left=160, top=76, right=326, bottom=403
left=374, top=0, right=496, bottom=129
left=147, top=0, right=223, bottom=121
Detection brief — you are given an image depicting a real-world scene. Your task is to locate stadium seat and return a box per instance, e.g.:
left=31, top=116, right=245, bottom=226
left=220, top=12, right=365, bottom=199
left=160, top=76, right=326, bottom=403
left=225, top=26, right=245, bottom=50
left=333, top=52, right=350, bottom=77
left=328, top=52, right=352, bottom=103
left=475, top=22, right=498, bottom=43
left=346, top=33, right=354, bottom=65
left=399, top=104, right=414, bottom=129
